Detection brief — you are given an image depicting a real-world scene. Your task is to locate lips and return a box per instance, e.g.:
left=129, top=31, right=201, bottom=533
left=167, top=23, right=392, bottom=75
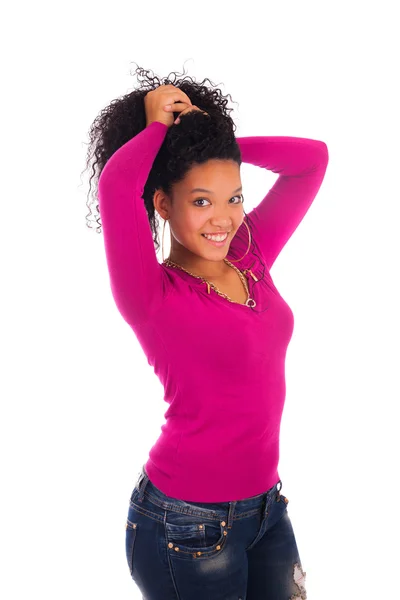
left=201, top=232, right=230, bottom=247
left=201, top=233, right=229, bottom=241
left=202, top=231, right=231, bottom=235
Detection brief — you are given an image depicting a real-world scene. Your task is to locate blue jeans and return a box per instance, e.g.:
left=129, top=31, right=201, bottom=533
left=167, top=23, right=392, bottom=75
left=125, top=465, right=307, bottom=599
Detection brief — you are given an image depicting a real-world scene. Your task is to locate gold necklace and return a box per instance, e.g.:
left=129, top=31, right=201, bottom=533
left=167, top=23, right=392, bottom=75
left=163, top=257, right=258, bottom=308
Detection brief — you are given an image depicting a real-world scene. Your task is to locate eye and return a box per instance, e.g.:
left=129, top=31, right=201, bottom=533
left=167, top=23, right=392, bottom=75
left=193, top=195, right=243, bottom=207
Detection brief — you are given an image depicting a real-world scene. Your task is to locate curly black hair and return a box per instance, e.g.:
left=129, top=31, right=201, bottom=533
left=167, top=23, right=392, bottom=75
left=82, top=62, right=243, bottom=255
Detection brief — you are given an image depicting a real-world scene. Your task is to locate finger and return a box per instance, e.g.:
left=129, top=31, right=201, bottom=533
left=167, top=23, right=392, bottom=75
left=173, top=88, right=193, bottom=106
left=164, top=101, right=191, bottom=111
left=162, top=84, right=192, bottom=106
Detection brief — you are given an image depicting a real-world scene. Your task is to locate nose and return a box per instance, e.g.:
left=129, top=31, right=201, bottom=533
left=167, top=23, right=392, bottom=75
left=208, top=206, right=243, bottom=230
left=209, top=215, right=233, bottom=228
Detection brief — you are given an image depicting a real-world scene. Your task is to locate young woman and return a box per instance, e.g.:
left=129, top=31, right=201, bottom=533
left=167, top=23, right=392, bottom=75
left=84, top=65, right=328, bottom=599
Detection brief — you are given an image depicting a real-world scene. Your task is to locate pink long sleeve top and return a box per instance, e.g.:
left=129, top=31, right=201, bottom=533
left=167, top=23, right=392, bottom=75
left=98, top=121, right=329, bottom=502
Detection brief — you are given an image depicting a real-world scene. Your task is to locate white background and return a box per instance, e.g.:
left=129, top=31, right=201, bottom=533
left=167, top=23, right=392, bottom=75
left=1, top=1, right=399, bottom=598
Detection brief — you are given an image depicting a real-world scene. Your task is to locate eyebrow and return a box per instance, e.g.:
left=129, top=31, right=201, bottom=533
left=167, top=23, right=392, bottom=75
left=189, top=186, right=243, bottom=194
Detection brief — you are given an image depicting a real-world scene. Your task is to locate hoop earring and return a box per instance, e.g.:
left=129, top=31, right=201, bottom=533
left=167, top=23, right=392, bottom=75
left=229, top=214, right=252, bottom=263
left=161, top=213, right=252, bottom=263
left=162, top=217, right=169, bottom=263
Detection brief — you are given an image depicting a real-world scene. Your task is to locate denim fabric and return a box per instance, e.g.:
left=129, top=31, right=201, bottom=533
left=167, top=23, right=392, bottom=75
left=125, top=465, right=306, bottom=599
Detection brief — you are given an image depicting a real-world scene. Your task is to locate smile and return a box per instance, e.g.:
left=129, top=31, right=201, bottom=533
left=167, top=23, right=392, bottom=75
left=201, top=232, right=229, bottom=246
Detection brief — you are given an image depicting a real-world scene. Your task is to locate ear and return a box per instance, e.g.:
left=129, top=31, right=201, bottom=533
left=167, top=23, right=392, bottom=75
left=153, top=188, right=171, bottom=221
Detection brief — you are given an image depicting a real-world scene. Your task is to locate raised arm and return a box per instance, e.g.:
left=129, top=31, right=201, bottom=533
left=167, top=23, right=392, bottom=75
left=98, top=121, right=169, bottom=326
left=236, top=136, right=329, bottom=270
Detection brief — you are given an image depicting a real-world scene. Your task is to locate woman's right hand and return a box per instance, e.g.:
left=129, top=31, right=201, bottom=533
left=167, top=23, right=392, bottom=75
left=144, top=84, right=196, bottom=128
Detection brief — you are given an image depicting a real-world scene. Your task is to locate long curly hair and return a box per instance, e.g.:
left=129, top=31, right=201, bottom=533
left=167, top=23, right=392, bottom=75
left=82, top=63, right=243, bottom=255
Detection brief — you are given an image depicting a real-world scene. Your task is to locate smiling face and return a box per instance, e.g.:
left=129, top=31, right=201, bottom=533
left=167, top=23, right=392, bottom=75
left=153, top=159, right=244, bottom=278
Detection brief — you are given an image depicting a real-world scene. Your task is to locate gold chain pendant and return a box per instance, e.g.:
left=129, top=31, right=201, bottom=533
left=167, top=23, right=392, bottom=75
left=164, top=258, right=257, bottom=308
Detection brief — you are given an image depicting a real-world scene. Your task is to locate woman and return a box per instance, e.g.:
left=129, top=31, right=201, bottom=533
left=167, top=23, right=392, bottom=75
left=84, top=65, right=328, bottom=599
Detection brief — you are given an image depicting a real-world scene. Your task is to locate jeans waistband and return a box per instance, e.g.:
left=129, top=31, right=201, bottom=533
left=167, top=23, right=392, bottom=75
left=133, top=465, right=282, bottom=528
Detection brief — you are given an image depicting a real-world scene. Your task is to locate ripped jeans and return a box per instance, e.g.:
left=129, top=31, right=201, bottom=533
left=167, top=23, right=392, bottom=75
left=125, top=465, right=307, bottom=600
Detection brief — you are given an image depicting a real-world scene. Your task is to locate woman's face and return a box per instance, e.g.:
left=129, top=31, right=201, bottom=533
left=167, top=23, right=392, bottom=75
left=154, top=159, right=244, bottom=273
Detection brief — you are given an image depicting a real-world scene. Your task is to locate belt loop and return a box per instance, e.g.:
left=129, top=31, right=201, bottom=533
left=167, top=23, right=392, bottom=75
left=276, top=479, right=282, bottom=500
left=227, top=501, right=237, bottom=529
left=137, top=468, right=148, bottom=503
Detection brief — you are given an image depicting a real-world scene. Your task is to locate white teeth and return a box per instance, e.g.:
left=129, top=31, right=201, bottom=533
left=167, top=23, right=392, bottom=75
left=203, top=233, right=228, bottom=242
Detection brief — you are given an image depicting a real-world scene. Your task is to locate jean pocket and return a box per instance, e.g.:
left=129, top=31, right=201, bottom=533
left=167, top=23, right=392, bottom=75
left=166, top=517, right=229, bottom=560
left=125, top=519, right=138, bottom=575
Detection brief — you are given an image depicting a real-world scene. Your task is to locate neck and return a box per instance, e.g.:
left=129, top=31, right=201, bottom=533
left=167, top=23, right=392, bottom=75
left=167, top=254, right=231, bottom=279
